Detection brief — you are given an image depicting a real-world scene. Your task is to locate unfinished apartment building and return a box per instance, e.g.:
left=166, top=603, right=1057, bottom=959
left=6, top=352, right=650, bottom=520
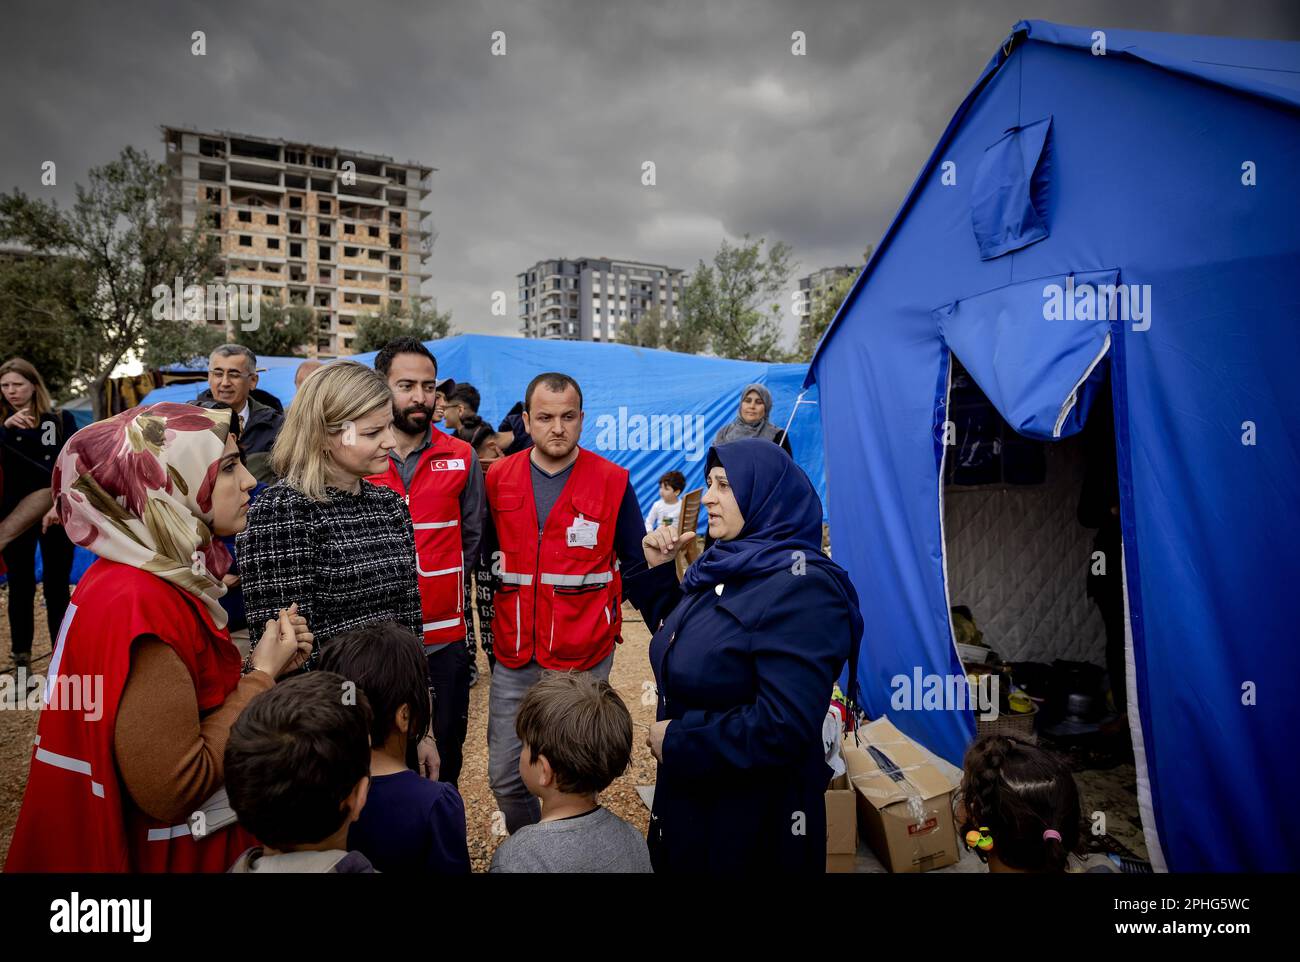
left=162, top=125, right=434, bottom=357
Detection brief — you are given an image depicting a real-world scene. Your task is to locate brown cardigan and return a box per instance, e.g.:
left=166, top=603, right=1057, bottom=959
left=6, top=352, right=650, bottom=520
left=113, top=638, right=273, bottom=824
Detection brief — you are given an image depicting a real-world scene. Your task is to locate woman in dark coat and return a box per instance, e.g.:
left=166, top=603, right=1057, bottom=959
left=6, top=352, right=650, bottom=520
left=0, top=357, right=77, bottom=671
left=639, top=438, right=862, bottom=873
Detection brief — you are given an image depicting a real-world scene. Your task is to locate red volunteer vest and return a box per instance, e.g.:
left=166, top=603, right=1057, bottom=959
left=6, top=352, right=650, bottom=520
left=486, top=447, right=627, bottom=671
left=367, top=430, right=474, bottom=646
left=5, top=559, right=255, bottom=873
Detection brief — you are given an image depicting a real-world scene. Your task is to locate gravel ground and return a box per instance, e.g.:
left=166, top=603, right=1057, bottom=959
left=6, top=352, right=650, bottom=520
left=461, top=605, right=660, bottom=872
left=0, top=591, right=660, bottom=872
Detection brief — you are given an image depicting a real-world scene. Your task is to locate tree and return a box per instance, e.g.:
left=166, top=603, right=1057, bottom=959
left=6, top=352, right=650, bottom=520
left=0, top=252, right=91, bottom=401
left=352, top=298, right=453, bottom=354
left=617, top=303, right=664, bottom=348
left=678, top=234, right=794, bottom=361
left=795, top=272, right=857, bottom=362
left=0, top=146, right=221, bottom=418
left=234, top=299, right=317, bottom=358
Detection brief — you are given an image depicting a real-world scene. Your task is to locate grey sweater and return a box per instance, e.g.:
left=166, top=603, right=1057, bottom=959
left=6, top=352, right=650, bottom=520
left=489, top=807, right=652, bottom=873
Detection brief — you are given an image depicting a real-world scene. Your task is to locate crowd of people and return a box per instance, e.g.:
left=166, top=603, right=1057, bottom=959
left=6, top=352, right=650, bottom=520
left=1, top=343, right=1082, bottom=875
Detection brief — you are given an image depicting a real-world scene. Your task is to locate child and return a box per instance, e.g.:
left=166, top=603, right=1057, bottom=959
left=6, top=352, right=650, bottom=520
left=320, top=621, right=471, bottom=874
left=644, top=470, right=685, bottom=533
left=958, top=733, right=1080, bottom=873
left=490, top=672, right=651, bottom=873
left=225, top=672, right=376, bottom=873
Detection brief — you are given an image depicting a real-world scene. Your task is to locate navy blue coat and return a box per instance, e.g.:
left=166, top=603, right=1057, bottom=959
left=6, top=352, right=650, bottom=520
left=643, top=560, right=855, bottom=873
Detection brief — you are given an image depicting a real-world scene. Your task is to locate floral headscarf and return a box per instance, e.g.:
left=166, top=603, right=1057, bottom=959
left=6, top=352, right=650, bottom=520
left=53, top=402, right=237, bottom=629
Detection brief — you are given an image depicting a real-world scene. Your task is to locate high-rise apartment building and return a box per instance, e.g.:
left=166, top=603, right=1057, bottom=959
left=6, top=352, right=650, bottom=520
left=162, top=125, right=434, bottom=357
left=796, top=265, right=859, bottom=336
left=517, top=257, right=686, bottom=341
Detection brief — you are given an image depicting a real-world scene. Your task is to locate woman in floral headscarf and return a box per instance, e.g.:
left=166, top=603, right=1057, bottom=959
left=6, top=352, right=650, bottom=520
left=5, top=402, right=312, bottom=873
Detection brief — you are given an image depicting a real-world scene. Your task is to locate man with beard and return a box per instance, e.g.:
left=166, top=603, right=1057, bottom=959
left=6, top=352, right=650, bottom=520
left=481, top=372, right=661, bottom=832
left=367, top=338, right=485, bottom=788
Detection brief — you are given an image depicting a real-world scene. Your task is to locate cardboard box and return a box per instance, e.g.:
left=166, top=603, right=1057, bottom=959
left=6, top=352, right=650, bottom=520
left=824, top=770, right=858, bottom=873
left=842, top=719, right=961, bottom=873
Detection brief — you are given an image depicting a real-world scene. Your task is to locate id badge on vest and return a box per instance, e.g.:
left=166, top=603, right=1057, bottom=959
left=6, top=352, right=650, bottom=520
left=566, top=515, right=599, bottom=549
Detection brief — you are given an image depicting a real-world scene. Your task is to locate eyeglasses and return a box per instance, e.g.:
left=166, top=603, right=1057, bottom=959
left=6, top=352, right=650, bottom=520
left=210, top=370, right=249, bottom=382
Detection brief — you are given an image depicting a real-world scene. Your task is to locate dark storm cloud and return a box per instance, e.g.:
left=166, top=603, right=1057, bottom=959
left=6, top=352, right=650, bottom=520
left=2, top=0, right=1296, bottom=344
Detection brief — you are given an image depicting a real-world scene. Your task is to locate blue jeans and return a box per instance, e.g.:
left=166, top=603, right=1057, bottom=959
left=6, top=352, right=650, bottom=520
left=487, top=652, right=614, bottom=834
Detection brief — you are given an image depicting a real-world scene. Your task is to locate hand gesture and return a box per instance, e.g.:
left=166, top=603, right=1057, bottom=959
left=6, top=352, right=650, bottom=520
left=4, top=410, right=36, bottom=431
left=642, top=527, right=695, bottom=568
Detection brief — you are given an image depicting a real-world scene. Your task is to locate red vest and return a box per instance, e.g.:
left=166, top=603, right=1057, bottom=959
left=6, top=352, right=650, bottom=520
left=486, top=447, right=627, bottom=671
left=367, top=431, right=474, bottom=646
left=5, top=559, right=255, bottom=873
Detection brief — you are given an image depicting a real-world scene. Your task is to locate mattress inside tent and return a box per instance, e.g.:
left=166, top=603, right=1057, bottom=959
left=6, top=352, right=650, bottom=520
left=944, top=436, right=1106, bottom=666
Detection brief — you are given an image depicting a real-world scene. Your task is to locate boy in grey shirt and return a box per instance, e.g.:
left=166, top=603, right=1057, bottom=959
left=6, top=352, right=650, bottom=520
left=490, top=672, right=651, bottom=873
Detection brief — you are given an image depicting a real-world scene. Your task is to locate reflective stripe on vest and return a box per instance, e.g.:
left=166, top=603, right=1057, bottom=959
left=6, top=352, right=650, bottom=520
left=33, top=746, right=106, bottom=799
left=540, top=570, right=614, bottom=587
left=413, top=520, right=459, bottom=530
left=500, top=571, right=534, bottom=586
left=147, top=824, right=193, bottom=842
left=419, top=564, right=461, bottom=577
left=423, top=617, right=462, bottom=632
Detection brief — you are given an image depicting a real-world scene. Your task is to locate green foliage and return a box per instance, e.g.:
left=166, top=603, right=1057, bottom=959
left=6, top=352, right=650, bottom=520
left=0, top=145, right=221, bottom=416
left=0, top=253, right=91, bottom=401
left=236, top=299, right=317, bottom=358
left=353, top=298, right=453, bottom=354
left=678, top=235, right=794, bottom=361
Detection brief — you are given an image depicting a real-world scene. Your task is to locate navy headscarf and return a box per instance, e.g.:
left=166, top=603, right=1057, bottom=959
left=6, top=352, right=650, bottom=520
left=681, top=439, right=864, bottom=633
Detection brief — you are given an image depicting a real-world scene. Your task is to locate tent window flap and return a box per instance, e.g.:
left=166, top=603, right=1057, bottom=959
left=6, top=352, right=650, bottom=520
left=935, top=268, right=1116, bottom=441
left=971, top=116, right=1054, bottom=260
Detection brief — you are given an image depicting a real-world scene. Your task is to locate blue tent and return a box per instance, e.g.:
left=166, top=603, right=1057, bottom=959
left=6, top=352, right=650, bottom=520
left=808, top=20, right=1299, bottom=872
left=142, top=334, right=824, bottom=523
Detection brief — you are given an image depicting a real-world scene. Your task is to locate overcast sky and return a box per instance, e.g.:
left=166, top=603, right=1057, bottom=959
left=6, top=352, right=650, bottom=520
left=3, top=0, right=1297, bottom=347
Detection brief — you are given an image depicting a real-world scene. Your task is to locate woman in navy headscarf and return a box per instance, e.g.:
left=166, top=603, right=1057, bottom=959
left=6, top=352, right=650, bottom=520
left=638, top=438, right=862, bottom=873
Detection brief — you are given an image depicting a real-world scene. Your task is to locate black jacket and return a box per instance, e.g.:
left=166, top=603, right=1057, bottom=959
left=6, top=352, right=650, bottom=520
left=0, top=409, right=76, bottom=513
left=196, top=388, right=284, bottom=484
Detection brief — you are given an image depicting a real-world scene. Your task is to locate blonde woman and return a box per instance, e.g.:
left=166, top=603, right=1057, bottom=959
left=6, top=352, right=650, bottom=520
left=236, top=362, right=423, bottom=672
left=1, top=357, right=77, bottom=671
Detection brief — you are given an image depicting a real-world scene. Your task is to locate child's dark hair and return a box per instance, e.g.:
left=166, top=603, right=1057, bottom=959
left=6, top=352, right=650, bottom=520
left=515, top=672, right=632, bottom=795
left=658, top=470, right=686, bottom=493
left=455, top=413, right=495, bottom=452
left=447, top=382, right=480, bottom=414
left=225, top=672, right=372, bottom=849
left=319, top=620, right=431, bottom=771
left=960, top=733, right=1079, bottom=873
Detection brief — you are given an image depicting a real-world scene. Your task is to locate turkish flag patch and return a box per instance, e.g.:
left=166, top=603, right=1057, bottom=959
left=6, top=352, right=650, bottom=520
left=430, top=458, right=466, bottom=472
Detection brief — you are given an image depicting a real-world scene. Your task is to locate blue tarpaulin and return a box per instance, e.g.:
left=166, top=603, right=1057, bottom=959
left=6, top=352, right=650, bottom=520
left=140, top=335, right=825, bottom=524
left=808, top=21, right=1300, bottom=872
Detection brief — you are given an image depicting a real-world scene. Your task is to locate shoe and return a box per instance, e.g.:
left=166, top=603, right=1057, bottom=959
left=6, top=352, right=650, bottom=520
left=14, top=652, right=30, bottom=672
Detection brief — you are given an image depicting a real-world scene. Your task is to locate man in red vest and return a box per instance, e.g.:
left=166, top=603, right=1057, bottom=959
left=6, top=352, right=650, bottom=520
left=367, top=338, right=484, bottom=789
left=484, top=372, right=661, bottom=832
